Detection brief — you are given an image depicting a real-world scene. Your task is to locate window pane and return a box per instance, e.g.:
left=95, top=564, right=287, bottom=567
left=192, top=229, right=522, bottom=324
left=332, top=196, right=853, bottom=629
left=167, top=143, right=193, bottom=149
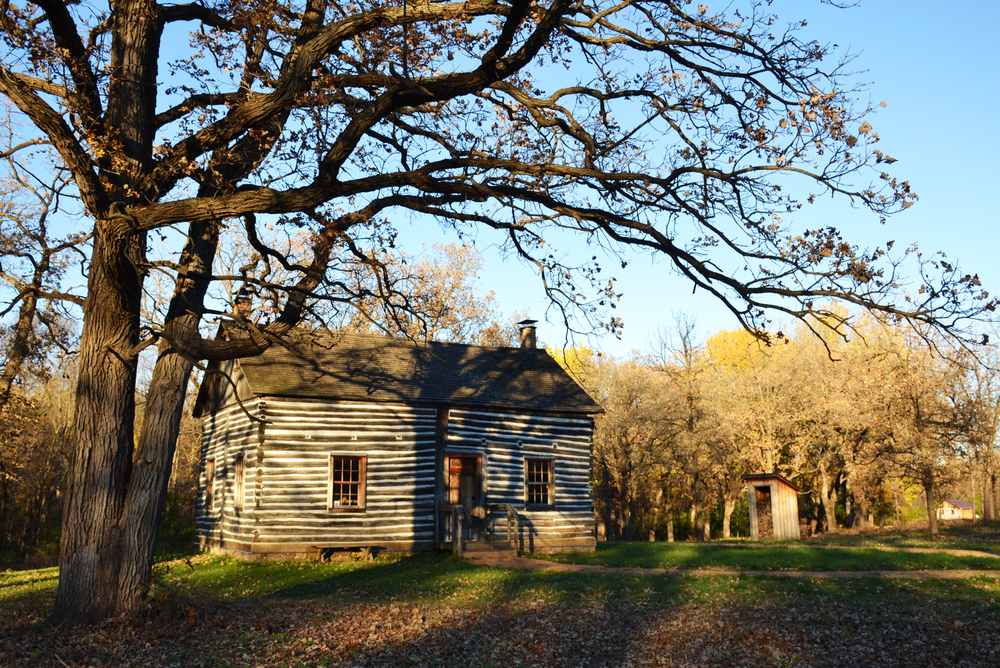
left=331, top=456, right=364, bottom=508
left=526, top=459, right=552, bottom=505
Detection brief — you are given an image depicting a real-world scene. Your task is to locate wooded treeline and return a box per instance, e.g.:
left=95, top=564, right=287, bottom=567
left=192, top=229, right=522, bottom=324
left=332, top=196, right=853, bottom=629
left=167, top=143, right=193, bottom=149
left=0, top=0, right=995, bottom=623
left=571, top=316, right=1000, bottom=542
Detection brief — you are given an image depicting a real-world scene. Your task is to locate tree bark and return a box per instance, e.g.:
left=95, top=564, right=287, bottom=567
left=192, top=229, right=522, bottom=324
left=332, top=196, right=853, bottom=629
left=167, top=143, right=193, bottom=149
left=844, top=473, right=854, bottom=529
left=51, top=229, right=143, bottom=625
left=819, top=463, right=839, bottom=533
left=601, top=459, right=613, bottom=541
left=923, top=474, right=939, bottom=537
left=970, top=469, right=977, bottom=522
left=648, top=489, right=662, bottom=542
left=985, top=470, right=996, bottom=523
left=117, top=220, right=219, bottom=609
left=52, top=0, right=160, bottom=623
left=666, top=513, right=674, bottom=543
left=723, top=496, right=735, bottom=539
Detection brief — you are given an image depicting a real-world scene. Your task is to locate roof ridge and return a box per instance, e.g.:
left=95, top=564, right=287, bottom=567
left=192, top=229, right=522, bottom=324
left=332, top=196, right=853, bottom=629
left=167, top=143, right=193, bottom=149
left=221, top=321, right=533, bottom=354
left=202, top=323, right=603, bottom=415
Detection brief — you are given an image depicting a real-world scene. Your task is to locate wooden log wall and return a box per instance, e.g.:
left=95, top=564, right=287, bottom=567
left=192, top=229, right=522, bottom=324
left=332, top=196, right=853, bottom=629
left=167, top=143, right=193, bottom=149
left=446, top=408, right=596, bottom=552
left=197, top=397, right=438, bottom=557
left=195, top=398, right=262, bottom=554
left=196, top=399, right=597, bottom=558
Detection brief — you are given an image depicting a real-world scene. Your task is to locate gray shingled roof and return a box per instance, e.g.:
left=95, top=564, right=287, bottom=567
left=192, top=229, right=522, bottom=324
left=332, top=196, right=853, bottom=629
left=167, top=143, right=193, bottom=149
left=944, top=499, right=974, bottom=510
left=224, top=329, right=602, bottom=414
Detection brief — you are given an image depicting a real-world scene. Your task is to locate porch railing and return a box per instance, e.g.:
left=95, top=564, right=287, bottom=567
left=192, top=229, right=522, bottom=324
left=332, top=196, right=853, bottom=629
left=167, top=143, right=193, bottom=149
left=438, top=504, right=469, bottom=555
left=486, top=503, right=519, bottom=551
left=438, top=503, right=520, bottom=554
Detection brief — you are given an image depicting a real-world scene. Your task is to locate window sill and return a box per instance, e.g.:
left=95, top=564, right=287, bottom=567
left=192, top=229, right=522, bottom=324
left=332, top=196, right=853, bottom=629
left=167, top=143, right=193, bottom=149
left=329, top=507, right=366, bottom=513
left=525, top=504, right=555, bottom=511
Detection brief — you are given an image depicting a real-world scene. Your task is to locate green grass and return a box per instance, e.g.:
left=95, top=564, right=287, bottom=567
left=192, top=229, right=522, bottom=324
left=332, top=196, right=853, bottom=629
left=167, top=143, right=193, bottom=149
left=5, top=550, right=1000, bottom=668
left=806, top=522, right=1000, bottom=551
left=530, top=540, right=1000, bottom=571
left=5, top=553, right=1000, bottom=617
left=4, top=538, right=999, bottom=618
left=4, top=540, right=1000, bottom=619
left=0, top=566, right=58, bottom=614
left=154, top=553, right=673, bottom=606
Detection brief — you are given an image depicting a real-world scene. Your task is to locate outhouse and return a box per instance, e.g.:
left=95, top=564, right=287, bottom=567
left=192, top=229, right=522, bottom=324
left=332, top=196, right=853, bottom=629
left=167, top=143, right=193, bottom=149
left=742, top=473, right=801, bottom=541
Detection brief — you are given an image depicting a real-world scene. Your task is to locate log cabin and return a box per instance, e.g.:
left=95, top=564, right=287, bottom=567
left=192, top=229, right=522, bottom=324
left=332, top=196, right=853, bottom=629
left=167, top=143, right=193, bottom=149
left=191, top=322, right=602, bottom=559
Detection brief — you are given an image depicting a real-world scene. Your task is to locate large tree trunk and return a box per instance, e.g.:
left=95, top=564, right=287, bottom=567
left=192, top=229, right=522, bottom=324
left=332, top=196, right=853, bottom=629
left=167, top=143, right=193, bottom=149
left=648, top=489, right=662, bottom=542
left=623, top=495, right=634, bottom=542
left=116, top=347, right=195, bottom=607
left=844, top=473, right=854, bottom=529
left=854, top=496, right=868, bottom=531
left=53, top=0, right=161, bottom=624
left=52, top=231, right=143, bottom=625
left=851, top=472, right=868, bottom=531
left=117, top=220, right=219, bottom=608
left=985, top=470, right=997, bottom=523
left=666, top=513, right=674, bottom=543
left=923, top=475, right=939, bottom=537
left=819, top=463, right=839, bottom=533
left=723, top=496, right=736, bottom=539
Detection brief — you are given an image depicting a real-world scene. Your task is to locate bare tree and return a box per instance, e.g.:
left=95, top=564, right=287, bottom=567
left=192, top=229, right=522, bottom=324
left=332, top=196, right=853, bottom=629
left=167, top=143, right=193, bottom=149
left=1, top=0, right=993, bottom=623
left=0, top=159, right=83, bottom=406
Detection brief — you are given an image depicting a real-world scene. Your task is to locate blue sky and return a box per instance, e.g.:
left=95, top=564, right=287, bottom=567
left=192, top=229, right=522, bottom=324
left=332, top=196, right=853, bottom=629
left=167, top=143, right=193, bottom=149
left=394, top=0, right=1000, bottom=356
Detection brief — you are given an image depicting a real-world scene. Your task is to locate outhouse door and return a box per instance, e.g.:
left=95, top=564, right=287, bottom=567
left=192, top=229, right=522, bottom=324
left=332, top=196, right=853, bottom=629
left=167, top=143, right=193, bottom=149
left=448, top=455, right=484, bottom=541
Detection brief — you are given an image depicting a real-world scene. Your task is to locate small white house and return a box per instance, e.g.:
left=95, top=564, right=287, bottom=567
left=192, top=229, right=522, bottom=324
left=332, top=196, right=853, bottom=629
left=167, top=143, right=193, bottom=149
left=936, top=499, right=974, bottom=521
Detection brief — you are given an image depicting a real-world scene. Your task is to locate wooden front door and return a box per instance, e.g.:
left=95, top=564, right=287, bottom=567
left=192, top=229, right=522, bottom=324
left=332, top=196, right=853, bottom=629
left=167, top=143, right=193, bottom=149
left=755, top=486, right=773, bottom=539
left=448, top=455, right=481, bottom=540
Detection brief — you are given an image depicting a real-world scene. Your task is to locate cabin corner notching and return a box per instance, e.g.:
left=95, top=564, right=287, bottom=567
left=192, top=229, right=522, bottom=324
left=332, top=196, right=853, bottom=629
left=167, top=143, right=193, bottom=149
left=192, top=329, right=603, bottom=559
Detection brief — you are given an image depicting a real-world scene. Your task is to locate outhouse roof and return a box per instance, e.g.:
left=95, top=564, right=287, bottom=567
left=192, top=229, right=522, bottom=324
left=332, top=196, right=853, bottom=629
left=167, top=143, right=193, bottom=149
left=942, top=499, right=974, bottom=510
left=194, top=326, right=602, bottom=416
left=741, top=472, right=801, bottom=492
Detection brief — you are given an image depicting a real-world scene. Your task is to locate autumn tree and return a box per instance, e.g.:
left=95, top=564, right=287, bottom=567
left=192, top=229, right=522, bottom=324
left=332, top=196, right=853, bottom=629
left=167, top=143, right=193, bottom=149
left=588, top=357, right=674, bottom=541
left=867, top=326, right=963, bottom=537
left=946, top=342, right=1000, bottom=523
left=337, top=241, right=523, bottom=344
left=0, top=0, right=992, bottom=623
left=0, top=353, right=76, bottom=567
left=647, top=315, right=713, bottom=539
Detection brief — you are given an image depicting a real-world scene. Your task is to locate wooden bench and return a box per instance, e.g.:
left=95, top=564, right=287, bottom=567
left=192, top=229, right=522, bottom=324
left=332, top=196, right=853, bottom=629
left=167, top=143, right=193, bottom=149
left=312, top=545, right=384, bottom=562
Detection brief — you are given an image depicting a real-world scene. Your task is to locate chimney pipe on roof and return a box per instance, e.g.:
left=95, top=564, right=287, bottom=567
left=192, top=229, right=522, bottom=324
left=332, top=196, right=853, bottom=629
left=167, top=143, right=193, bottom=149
left=234, top=285, right=254, bottom=320
left=518, top=319, right=537, bottom=349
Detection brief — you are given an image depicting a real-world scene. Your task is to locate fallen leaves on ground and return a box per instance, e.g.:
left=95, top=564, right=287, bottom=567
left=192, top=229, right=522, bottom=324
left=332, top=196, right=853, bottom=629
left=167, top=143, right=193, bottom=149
left=3, top=585, right=999, bottom=668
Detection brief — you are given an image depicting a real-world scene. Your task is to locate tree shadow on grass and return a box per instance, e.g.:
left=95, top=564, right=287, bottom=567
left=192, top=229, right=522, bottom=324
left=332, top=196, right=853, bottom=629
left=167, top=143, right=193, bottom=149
left=537, top=541, right=1000, bottom=572
left=3, top=557, right=1000, bottom=666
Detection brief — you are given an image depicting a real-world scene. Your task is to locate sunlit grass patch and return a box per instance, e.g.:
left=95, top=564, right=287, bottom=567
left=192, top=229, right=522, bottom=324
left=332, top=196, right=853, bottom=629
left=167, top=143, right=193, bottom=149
left=530, top=541, right=1000, bottom=571
left=0, top=566, right=58, bottom=615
